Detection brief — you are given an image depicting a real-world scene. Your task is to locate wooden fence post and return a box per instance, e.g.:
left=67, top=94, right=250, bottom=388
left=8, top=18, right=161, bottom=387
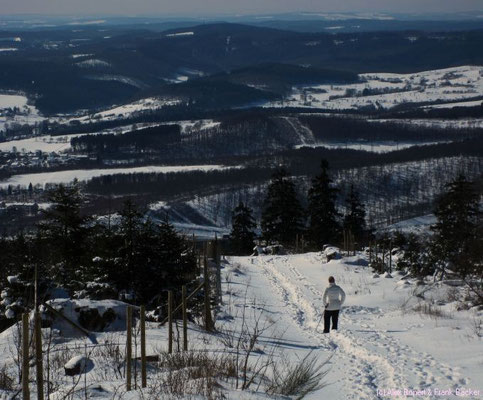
left=126, top=306, right=132, bottom=391
left=215, top=241, right=222, bottom=306
left=140, top=305, right=147, bottom=388
left=381, top=245, right=386, bottom=272
left=168, top=291, right=173, bottom=353
left=203, top=257, right=213, bottom=332
left=389, top=241, right=393, bottom=274
left=35, top=312, right=44, bottom=400
left=182, top=286, right=188, bottom=351
left=22, top=313, right=30, bottom=400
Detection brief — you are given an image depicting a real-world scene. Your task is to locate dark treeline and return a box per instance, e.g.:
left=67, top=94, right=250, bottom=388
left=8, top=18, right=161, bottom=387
left=66, top=112, right=481, bottom=165
left=70, top=124, right=181, bottom=153
left=383, top=102, right=483, bottom=120
left=200, top=63, right=358, bottom=95
left=86, top=167, right=275, bottom=197
left=84, top=136, right=483, bottom=198
left=300, top=115, right=480, bottom=142
left=257, top=136, right=483, bottom=176
left=47, top=105, right=296, bottom=137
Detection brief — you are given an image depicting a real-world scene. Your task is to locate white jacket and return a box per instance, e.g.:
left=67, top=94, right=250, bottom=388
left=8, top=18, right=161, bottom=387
left=323, top=283, right=346, bottom=311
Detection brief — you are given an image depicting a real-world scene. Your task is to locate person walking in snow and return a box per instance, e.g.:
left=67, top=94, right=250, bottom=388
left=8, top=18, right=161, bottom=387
left=323, top=276, right=346, bottom=333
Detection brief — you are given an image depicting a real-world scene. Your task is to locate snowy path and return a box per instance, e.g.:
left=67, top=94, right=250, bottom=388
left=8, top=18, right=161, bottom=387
left=232, top=253, right=477, bottom=400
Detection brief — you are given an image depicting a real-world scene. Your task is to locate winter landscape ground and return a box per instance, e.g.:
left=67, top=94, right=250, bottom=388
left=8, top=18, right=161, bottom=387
left=0, top=250, right=481, bottom=399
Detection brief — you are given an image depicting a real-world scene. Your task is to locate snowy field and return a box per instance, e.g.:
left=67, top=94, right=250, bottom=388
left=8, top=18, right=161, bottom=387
left=422, top=100, right=483, bottom=109
left=384, top=214, right=437, bottom=235
left=68, top=97, right=183, bottom=124
left=0, top=164, right=235, bottom=189
left=265, top=66, right=483, bottom=111
left=368, top=118, right=483, bottom=130
left=295, top=140, right=449, bottom=153
left=0, top=93, right=43, bottom=132
left=0, top=252, right=481, bottom=399
left=0, top=123, right=167, bottom=154
left=0, top=94, right=29, bottom=110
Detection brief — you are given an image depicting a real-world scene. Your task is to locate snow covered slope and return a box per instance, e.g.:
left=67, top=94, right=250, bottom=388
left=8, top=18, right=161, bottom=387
left=227, top=253, right=483, bottom=399
left=0, top=252, right=481, bottom=399
left=265, top=65, right=483, bottom=110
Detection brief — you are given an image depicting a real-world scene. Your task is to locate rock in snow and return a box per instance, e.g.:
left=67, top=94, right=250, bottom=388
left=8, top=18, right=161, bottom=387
left=6, top=275, right=19, bottom=284
left=64, top=356, right=93, bottom=376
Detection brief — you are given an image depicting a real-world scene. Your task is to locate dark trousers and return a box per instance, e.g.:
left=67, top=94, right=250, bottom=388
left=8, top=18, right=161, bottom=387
left=323, top=309, right=339, bottom=333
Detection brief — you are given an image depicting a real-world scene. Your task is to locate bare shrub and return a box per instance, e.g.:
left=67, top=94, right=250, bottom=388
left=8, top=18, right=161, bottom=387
left=137, top=350, right=236, bottom=399
left=267, top=352, right=330, bottom=399
left=446, top=287, right=461, bottom=303
left=413, top=302, right=451, bottom=319
left=158, top=350, right=236, bottom=380
left=0, top=364, right=15, bottom=390
left=90, top=333, right=125, bottom=381
left=470, top=317, right=482, bottom=338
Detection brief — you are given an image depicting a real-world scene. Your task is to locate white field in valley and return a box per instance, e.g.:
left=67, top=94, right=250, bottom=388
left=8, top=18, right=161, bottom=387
left=0, top=252, right=481, bottom=399
left=0, top=164, right=234, bottom=189
left=0, top=119, right=220, bottom=154
left=0, top=93, right=43, bottom=132
left=266, top=65, right=483, bottom=111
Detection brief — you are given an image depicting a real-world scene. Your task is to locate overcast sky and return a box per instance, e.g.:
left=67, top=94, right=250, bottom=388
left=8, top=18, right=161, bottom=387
left=1, top=0, right=483, bottom=16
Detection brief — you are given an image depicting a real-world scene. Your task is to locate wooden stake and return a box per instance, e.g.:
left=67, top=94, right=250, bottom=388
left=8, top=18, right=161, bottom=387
left=168, top=291, right=173, bottom=353
left=34, top=264, right=38, bottom=311
left=22, top=313, right=30, bottom=400
left=389, top=241, right=393, bottom=274
left=140, top=305, right=147, bottom=388
left=35, top=312, right=43, bottom=400
left=126, top=306, right=132, bottom=391
left=342, top=230, right=345, bottom=254
left=203, top=257, right=213, bottom=332
left=182, top=286, right=188, bottom=351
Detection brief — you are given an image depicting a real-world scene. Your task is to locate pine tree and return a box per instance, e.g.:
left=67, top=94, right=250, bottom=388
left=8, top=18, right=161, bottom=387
left=431, top=175, right=481, bottom=279
left=38, top=182, right=90, bottom=284
left=117, top=199, right=144, bottom=292
left=307, top=160, right=340, bottom=249
left=343, top=185, right=367, bottom=245
left=261, top=168, right=304, bottom=247
left=396, top=233, right=433, bottom=277
left=230, top=202, right=256, bottom=255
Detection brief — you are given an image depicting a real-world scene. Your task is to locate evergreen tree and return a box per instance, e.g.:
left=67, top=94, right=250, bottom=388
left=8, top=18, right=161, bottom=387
left=117, top=199, right=144, bottom=291
left=431, top=175, right=481, bottom=279
left=343, top=185, right=367, bottom=245
left=307, top=160, right=340, bottom=248
left=230, top=202, right=256, bottom=255
left=261, top=168, right=304, bottom=246
left=396, top=233, right=433, bottom=277
left=38, top=182, right=90, bottom=284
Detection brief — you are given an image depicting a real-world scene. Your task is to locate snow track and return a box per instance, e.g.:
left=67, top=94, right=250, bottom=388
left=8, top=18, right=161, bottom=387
left=242, top=254, right=470, bottom=399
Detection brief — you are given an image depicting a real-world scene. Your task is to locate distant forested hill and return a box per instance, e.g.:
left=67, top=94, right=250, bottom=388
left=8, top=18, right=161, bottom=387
left=1, top=23, right=483, bottom=114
